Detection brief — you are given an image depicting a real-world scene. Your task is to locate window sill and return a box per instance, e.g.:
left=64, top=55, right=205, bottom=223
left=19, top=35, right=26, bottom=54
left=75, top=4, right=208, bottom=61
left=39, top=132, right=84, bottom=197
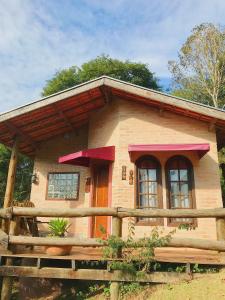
left=46, top=198, right=79, bottom=201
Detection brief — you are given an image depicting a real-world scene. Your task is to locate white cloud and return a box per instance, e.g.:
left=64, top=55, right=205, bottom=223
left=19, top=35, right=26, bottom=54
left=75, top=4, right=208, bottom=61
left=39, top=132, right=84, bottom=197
left=0, top=0, right=225, bottom=112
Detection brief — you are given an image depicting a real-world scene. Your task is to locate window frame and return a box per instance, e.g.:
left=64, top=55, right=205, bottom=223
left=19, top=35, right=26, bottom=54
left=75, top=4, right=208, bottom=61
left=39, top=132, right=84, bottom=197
left=165, top=155, right=197, bottom=227
left=46, top=172, right=80, bottom=201
left=135, top=155, right=163, bottom=226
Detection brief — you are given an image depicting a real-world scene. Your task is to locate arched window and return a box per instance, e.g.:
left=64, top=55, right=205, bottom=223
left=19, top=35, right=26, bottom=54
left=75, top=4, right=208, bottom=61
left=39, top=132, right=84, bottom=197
left=136, top=156, right=163, bottom=225
left=166, top=156, right=195, bottom=225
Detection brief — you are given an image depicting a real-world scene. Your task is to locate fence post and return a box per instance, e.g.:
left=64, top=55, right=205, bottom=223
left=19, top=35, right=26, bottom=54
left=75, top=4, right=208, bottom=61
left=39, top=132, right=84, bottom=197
left=110, top=214, right=122, bottom=300
left=216, top=218, right=225, bottom=241
left=2, top=137, right=19, bottom=233
left=1, top=216, right=19, bottom=300
left=1, top=137, right=19, bottom=300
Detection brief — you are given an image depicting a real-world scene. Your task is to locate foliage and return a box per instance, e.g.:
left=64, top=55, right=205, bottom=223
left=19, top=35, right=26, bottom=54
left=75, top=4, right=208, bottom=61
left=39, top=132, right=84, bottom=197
left=218, top=148, right=225, bottom=206
left=169, top=23, right=225, bottom=200
left=75, top=283, right=104, bottom=300
left=166, top=263, right=219, bottom=274
left=174, top=265, right=187, bottom=273
left=100, top=218, right=174, bottom=277
left=220, top=168, right=225, bottom=206
left=2, top=54, right=157, bottom=207
left=0, top=144, right=33, bottom=206
left=52, top=280, right=107, bottom=300
left=48, top=218, right=70, bottom=237
left=178, top=223, right=196, bottom=231
left=119, top=282, right=143, bottom=298
left=150, top=269, right=225, bottom=300
left=169, top=23, right=225, bottom=108
left=192, top=263, right=218, bottom=274
left=103, top=285, right=110, bottom=298
left=42, top=54, right=160, bottom=96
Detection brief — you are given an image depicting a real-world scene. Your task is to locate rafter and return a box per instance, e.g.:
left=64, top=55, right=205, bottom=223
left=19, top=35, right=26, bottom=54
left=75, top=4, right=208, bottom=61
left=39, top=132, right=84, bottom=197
left=159, top=107, right=165, bottom=117
left=99, top=86, right=113, bottom=103
left=53, top=104, right=74, bottom=131
left=37, top=119, right=88, bottom=143
left=4, top=121, right=38, bottom=150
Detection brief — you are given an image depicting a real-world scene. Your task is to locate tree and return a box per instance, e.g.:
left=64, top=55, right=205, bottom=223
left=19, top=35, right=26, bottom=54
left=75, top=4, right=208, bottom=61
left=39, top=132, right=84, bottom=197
left=0, top=145, right=10, bottom=204
left=0, top=56, right=158, bottom=205
left=169, top=23, right=225, bottom=108
left=42, top=55, right=159, bottom=96
left=0, top=144, right=33, bottom=206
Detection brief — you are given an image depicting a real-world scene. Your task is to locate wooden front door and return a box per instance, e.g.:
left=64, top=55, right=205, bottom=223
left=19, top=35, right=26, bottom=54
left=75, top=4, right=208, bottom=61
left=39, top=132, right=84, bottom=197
left=92, top=165, right=109, bottom=238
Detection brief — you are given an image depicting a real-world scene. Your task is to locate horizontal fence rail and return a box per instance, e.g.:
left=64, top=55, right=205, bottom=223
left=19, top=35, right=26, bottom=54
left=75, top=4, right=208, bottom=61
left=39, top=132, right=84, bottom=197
left=0, top=206, right=225, bottom=252
left=0, top=233, right=225, bottom=252
left=0, top=267, right=201, bottom=283
left=1, top=205, right=225, bottom=300
left=1, top=207, right=225, bottom=219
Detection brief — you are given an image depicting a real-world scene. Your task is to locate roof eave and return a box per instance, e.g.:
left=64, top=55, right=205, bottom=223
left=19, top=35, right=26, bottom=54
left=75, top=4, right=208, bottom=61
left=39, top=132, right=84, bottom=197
left=1, top=75, right=225, bottom=124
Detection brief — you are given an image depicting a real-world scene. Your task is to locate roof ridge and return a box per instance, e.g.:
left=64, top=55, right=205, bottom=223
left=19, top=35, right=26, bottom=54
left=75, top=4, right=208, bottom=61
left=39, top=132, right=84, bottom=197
left=1, top=76, right=225, bottom=123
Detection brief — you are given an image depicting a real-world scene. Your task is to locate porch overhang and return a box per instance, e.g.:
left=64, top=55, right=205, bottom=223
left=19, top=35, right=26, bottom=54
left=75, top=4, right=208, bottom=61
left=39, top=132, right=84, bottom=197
left=128, top=143, right=210, bottom=161
left=58, top=146, right=115, bottom=167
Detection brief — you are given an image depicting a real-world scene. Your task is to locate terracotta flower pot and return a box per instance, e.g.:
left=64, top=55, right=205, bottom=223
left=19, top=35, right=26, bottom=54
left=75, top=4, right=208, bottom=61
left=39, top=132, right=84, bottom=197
left=45, top=245, right=72, bottom=256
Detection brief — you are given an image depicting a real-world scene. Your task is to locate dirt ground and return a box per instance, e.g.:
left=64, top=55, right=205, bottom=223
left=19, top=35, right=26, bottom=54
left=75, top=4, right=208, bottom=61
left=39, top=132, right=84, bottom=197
left=10, top=269, right=225, bottom=299
left=148, top=270, right=225, bottom=300
left=89, top=269, right=225, bottom=300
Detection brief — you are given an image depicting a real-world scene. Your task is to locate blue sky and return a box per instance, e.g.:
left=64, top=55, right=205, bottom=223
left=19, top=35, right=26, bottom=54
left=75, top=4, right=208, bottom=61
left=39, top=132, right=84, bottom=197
left=0, top=0, right=225, bottom=112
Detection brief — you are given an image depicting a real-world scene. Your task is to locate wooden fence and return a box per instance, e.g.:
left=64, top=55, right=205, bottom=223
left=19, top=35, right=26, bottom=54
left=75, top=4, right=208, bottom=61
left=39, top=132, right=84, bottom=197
left=1, top=206, right=225, bottom=300
left=1, top=206, right=225, bottom=250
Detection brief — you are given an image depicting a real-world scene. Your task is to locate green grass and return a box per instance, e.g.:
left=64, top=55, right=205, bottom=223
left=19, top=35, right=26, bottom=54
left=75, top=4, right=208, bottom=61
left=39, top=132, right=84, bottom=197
left=89, top=269, right=225, bottom=300
left=11, top=269, right=225, bottom=299
left=149, top=269, right=225, bottom=300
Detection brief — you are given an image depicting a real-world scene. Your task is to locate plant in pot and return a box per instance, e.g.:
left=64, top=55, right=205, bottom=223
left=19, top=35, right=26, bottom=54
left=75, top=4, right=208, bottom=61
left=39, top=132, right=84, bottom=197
left=45, top=218, right=72, bottom=256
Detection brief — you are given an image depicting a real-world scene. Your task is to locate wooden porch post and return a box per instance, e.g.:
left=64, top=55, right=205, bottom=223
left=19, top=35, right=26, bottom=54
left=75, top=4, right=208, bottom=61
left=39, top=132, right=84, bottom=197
left=3, top=137, right=19, bottom=209
left=110, top=214, right=122, bottom=300
left=1, top=137, right=19, bottom=300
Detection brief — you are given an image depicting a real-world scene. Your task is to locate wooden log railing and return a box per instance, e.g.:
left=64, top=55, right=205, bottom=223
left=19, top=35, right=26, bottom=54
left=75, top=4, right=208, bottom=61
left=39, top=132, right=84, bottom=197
left=0, top=235, right=225, bottom=252
left=1, top=206, right=225, bottom=300
left=0, top=206, right=225, bottom=251
left=2, top=206, right=225, bottom=218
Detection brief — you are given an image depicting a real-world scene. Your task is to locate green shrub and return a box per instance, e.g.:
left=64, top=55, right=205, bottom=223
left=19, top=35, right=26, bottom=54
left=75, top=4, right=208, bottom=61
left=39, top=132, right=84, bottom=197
left=48, top=218, right=70, bottom=237
left=101, top=218, right=174, bottom=277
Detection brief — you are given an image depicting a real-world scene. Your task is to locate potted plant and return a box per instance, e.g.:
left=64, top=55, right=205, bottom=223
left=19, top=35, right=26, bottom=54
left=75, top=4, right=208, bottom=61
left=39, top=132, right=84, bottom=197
left=45, top=218, right=72, bottom=256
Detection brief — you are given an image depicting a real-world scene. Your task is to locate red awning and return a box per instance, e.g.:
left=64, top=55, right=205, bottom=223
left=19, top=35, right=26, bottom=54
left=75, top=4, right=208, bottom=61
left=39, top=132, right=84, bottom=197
left=128, top=144, right=210, bottom=160
left=58, top=146, right=115, bottom=167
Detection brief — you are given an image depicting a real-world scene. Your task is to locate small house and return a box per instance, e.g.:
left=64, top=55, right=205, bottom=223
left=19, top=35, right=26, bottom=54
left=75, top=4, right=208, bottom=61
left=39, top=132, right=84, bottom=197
left=0, top=76, right=225, bottom=240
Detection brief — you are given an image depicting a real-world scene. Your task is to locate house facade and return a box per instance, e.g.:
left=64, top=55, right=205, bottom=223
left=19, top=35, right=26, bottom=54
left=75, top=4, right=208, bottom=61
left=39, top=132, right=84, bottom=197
left=0, top=77, right=225, bottom=241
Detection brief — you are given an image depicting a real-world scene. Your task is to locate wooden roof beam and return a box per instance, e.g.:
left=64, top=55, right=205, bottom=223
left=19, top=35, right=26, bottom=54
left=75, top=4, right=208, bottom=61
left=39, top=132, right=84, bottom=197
left=37, top=120, right=88, bottom=144
left=99, top=86, right=112, bottom=103
left=18, top=95, right=103, bottom=129
left=53, top=104, right=75, bottom=131
left=4, top=121, right=38, bottom=150
left=158, top=104, right=166, bottom=117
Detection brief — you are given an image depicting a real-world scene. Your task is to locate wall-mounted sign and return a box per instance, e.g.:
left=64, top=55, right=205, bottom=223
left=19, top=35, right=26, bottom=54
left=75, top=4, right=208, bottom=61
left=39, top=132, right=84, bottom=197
left=85, top=177, right=91, bottom=193
left=129, top=170, right=134, bottom=185
left=122, top=166, right=126, bottom=180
